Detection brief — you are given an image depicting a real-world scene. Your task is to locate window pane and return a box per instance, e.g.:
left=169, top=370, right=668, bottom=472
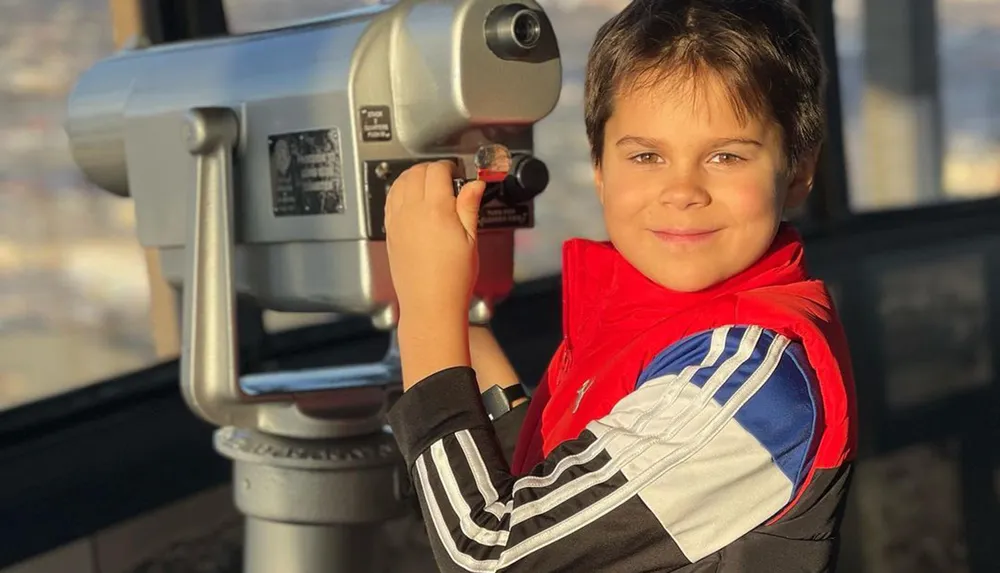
left=224, top=0, right=385, bottom=33
left=514, top=2, right=621, bottom=280
left=937, top=0, right=1000, bottom=199
left=0, top=3, right=158, bottom=410
left=835, top=0, right=1000, bottom=211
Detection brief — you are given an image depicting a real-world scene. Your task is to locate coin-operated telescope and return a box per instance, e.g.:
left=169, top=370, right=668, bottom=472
left=65, top=1, right=560, bottom=571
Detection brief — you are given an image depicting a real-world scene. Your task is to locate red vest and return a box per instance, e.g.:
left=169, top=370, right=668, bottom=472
left=511, top=225, right=857, bottom=514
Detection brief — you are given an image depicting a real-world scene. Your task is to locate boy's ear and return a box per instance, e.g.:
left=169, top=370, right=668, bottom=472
left=784, top=147, right=821, bottom=210
left=594, top=163, right=606, bottom=206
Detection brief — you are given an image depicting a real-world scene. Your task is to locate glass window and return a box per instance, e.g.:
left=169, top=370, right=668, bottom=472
left=224, top=0, right=386, bottom=34
left=853, top=439, right=968, bottom=573
left=0, top=2, right=159, bottom=410
left=834, top=0, right=1000, bottom=211
left=937, top=0, right=1000, bottom=200
left=514, top=1, right=621, bottom=280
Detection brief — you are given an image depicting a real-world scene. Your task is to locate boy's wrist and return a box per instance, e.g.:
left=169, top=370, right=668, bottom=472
left=468, top=323, right=521, bottom=393
left=397, top=309, right=471, bottom=390
left=398, top=299, right=470, bottom=329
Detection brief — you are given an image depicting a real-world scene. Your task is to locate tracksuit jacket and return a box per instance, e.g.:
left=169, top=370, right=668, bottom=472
left=387, top=223, right=858, bottom=572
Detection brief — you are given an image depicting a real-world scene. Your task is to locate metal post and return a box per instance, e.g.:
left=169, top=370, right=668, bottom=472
left=796, top=0, right=852, bottom=227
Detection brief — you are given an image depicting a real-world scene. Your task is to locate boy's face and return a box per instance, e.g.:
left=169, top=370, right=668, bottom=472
left=593, top=70, right=816, bottom=292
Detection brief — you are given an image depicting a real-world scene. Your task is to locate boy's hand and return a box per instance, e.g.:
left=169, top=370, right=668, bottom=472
left=385, top=160, right=487, bottom=325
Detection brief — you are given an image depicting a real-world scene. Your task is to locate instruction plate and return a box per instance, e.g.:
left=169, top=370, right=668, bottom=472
left=360, top=106, right=393, bottom=142
left=268, top=128, right=346, bottom=217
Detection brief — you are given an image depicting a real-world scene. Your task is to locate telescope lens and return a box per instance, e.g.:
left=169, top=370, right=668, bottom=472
left=510, top=10, right=541, bottom=49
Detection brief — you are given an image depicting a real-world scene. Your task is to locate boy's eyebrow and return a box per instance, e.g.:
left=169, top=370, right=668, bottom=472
left=710, top=137, right=764, bottom=147
left=615, top=135, right=665, bottom=148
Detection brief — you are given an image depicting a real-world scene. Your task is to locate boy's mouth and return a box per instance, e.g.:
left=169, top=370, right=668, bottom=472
left=651, top=228, right=720, bottom=244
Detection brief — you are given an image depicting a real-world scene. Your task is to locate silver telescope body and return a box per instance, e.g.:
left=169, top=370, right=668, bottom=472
left=65, top=0, right=561, bottom=433
left=65, top=0, right=561, bottom=321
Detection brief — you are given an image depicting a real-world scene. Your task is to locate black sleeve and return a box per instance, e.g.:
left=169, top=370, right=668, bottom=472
left=387, top=327, right=822, bottom=573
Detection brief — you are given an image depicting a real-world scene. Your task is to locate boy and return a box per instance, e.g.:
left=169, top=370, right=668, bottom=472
left=383, top=0, right=858, bottom=571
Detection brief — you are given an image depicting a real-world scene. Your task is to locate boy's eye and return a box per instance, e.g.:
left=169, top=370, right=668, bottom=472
left=629, top=152, right=662, bottom=164
left=709, top=152, right=744, bottom=165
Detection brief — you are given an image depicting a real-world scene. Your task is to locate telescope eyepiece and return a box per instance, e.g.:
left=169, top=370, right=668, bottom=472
left=485, top=4, right=550, bottom=60
left=510, top=9, right=541, bottom=50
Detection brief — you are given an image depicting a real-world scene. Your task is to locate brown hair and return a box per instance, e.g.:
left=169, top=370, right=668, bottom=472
left=584, top=0, right=827, bottom=169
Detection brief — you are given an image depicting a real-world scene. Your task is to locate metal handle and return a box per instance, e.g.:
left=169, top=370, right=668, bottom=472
left=176, top=107, right=397, bottom=438
left=180, top=107, right=243, bottom=427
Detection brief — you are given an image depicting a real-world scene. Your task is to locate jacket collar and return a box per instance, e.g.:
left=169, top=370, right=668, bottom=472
left=560, top=223, right=809, bottom=351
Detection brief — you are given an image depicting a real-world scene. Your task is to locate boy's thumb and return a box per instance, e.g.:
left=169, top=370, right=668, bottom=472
left=456, top=180, right=486, bottom=237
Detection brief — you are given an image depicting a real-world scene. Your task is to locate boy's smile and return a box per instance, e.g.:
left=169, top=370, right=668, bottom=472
left=651, top=227, right=719, bottom=246
left=593, top=69, right=816, bottom=292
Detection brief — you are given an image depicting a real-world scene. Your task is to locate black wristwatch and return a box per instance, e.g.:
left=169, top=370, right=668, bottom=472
left=482, top=384, right=528, bottom=420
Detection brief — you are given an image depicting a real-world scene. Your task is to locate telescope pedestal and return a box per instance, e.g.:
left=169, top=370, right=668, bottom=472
left=215, top=426, right=408, bottom=573
left=244, top=519, right=381, bottom=573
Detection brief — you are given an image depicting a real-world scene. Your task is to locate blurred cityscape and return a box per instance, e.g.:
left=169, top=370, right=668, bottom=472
left=0, top=0, right=997, bottom=409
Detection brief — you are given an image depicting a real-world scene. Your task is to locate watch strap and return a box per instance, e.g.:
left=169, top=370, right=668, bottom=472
left=482, top=384, right=527, bottom=420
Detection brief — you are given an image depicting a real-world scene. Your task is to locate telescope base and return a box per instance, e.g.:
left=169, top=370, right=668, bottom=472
left=214, top=426, right=409, bottom=573
left=244, top=519, right=380, bottom=573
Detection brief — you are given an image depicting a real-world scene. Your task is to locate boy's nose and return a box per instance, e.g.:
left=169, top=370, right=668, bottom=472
left=657, top=180, right=710, bottom=210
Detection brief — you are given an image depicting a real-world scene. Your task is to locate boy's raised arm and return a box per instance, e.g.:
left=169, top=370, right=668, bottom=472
left=386, top=325, right=834, bottom=573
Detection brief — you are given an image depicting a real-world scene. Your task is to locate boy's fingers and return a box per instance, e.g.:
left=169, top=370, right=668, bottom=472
left=388, top=164, right=421, bottom=208
left=455, top=180, right=486, bottom=237
left=424, top=160, right=461, bottom=203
